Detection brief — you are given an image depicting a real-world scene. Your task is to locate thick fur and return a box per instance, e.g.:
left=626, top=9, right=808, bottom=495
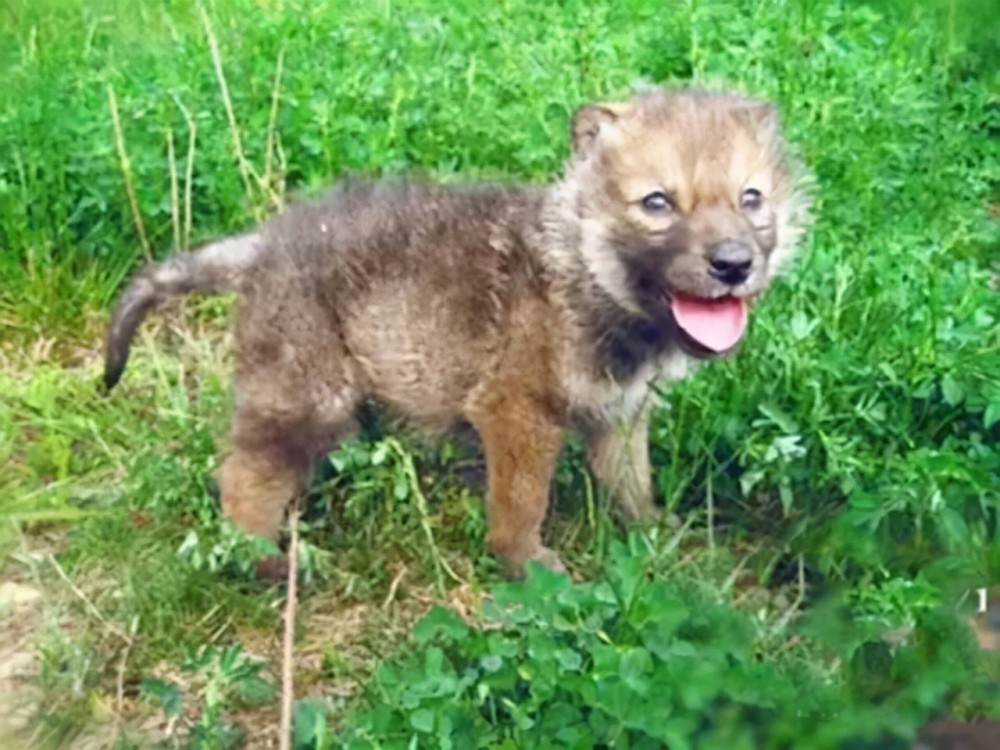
left=104, top=88, right=810, bottom=576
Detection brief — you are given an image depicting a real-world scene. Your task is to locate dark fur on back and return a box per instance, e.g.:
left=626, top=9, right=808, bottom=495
left=103, top=181, right=551, bottom=392
left=251, top=180, right=546, bottom=336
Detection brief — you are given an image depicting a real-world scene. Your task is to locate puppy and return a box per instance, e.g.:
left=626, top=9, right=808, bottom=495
left=104, top=88, right=810, bottom=577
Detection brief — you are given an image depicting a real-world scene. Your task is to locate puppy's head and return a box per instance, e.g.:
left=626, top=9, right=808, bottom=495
left=566, top=89, right=809, bottom=358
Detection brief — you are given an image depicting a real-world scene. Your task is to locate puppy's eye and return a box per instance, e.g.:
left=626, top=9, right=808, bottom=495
left=641, top=191, right=673, bottom=213
left=740, top=188, right=763, bottom=211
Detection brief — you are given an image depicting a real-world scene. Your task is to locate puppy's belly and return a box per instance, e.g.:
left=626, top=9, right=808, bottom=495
left=342, top=290, right=489, bottom=430
left=358, top=352, right=470, bottom=431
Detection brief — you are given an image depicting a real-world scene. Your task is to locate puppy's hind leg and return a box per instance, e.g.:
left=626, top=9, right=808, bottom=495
left=216, top=444, right=303, bottom=582
left=219, top=379, right=361, bottom=581
left=218, top=449, right=303, bottom=541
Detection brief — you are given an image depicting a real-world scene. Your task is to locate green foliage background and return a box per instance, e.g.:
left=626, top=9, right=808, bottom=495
left=1, top=0, right=999, bottom=746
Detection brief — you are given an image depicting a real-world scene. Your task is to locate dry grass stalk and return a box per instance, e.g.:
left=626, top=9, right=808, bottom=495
left=279, top=507, right=300, bottom=750
left=170, top=94, right=198, bottom=251
left=167, top=127, right=181, bottom=251
left=107, top=83, right=151, bottom=260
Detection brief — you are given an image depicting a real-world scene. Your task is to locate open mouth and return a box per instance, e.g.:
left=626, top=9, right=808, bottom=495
left=668, top=293, right=748, bottom=356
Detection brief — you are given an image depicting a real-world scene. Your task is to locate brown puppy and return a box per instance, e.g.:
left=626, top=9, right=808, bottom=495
left=104, top=88, right=810, bottom=577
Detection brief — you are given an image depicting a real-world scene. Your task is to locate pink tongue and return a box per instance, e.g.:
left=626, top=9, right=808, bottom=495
left=670, top=295, right=748, bottom=352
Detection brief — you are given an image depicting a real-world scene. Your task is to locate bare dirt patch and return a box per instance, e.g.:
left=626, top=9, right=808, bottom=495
left=0, top=579, right=44, bottom=748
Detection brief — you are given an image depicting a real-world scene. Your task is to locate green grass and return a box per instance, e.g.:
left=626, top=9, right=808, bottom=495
left=2, top=0, right=1000, bottom=746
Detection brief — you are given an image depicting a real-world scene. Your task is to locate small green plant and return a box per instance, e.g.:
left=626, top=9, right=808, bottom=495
left=293, top=700, right=337, bottom=750
left=336, top=537, right=996, bottom=750
left=2, top=0, right=999, bottom=744
left=141, top=644, right=276, bottom=750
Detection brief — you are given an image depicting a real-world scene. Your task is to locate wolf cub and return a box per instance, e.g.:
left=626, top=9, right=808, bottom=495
left=105, top=88, right=809, bottom=577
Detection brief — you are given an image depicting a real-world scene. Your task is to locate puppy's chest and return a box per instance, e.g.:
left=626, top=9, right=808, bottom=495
left=565, top=350, right=691, bottom=424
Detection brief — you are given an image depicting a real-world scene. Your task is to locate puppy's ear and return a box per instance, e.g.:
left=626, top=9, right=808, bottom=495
left=735, top=99, right=778, bottom=129
left=571, top=102, right=629, bottom=157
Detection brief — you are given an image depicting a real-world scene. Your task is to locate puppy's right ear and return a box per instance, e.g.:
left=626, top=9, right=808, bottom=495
left=571, top=102, right=628, bottom=157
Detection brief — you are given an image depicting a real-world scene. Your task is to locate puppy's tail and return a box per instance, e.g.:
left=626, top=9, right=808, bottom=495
left=103, top=232, right=264, bottom=391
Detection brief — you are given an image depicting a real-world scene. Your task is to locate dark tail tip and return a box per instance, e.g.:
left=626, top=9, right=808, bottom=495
left=100, top=278, right=158, bottom=394
left=100, top=325, right=133, bottom=394
left=102, top=357, right=126, bottom=393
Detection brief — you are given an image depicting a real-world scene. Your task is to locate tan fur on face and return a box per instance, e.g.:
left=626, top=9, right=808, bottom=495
left=104, top=87, right=810, bottom=578
left=558, top=91, right=808, bottom=313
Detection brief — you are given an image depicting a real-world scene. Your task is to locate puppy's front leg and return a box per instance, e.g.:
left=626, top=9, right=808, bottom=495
left=472, top=402, right=566, bottom=578
left=586, top=415, right=660, bottom=522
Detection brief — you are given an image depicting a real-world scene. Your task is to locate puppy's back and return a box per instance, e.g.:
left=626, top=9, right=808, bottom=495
left=236, top=180, right=551, bottom=428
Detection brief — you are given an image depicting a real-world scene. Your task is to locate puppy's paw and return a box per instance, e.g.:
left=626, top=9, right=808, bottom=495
left=615, top=500, right=662, bottom=526
left=530, top=546, right=568, bottom=575
left=255, top=553, right=290, bottom=583
left=633, top=503, right=663, bottom=524
left=500, top=545, right=568, bottom=579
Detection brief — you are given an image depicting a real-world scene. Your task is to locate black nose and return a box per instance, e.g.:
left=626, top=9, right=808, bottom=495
left=708, top=241, right=753, bottom=286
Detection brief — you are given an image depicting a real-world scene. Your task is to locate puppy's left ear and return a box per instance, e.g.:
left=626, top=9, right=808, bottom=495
left=571, top=101, right=630, bottom=157
left=738, top=100, right=779, bottom=128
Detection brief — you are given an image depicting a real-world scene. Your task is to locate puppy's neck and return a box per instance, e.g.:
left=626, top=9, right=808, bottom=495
left=582, top=283, right=680, bottom=383
left=536, top=183, right=681, bottom=383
